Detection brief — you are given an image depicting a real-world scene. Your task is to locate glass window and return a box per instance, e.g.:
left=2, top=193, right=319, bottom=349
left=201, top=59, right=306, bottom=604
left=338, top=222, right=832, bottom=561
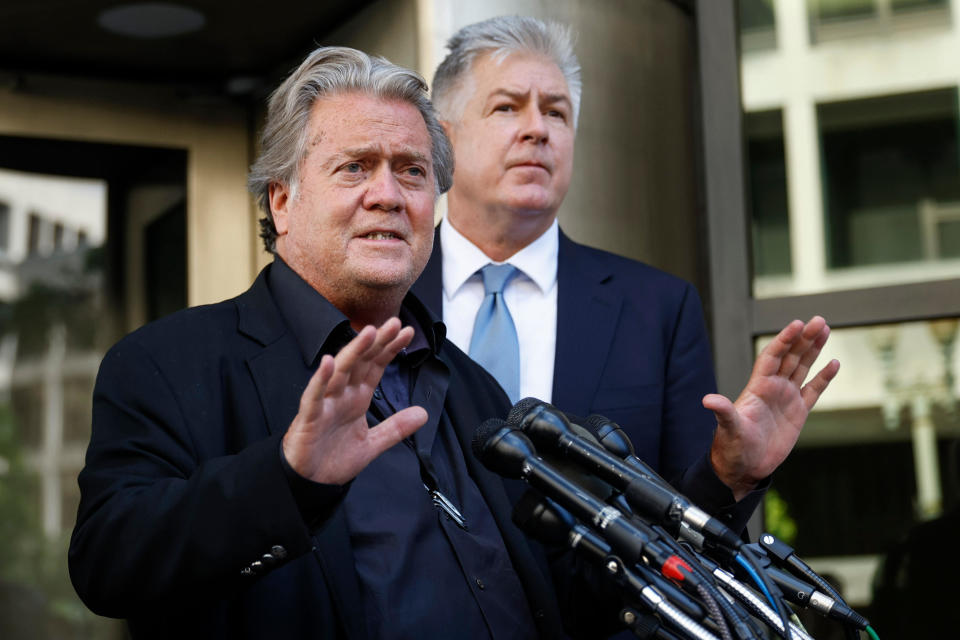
left=52, top=223, right=64, bottom=252
left=26, top=213, right=41, bottom=256
left=0, top=202, right=9, bottom=252
left=810, top=0, right=876, bottom=22
left=739, top=0, right=778, bottom=51
left=819, top=89, right=960, bottom=269
left=745, top=110, right=792, bottom=277
left=892, top=0, right=949, bottom=13
left=809, top=0, right=951, bottom=43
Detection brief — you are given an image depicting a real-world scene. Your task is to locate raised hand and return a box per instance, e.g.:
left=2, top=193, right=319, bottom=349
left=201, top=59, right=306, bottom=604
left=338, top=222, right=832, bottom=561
left=281, top=317, right=428, bottom=485
left=702, top=316, right=840, bottom=500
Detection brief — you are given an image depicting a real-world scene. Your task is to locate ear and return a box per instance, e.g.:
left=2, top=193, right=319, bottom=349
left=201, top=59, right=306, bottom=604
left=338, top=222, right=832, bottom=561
left=268, top=182, right=291, bottom=235
left=439, top=119, right=456, bottom=146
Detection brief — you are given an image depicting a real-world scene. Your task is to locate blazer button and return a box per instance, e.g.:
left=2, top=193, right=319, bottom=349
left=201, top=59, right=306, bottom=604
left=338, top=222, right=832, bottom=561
left=261, top=553, right=277, bottom=568
left=250, top=560, right=264, bottom=574
left=271, top=545, right=288, bottom=559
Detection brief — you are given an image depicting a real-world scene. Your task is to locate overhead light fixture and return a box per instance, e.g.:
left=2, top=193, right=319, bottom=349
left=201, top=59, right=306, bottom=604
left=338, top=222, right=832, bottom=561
left=98, top=2, right=206, bottom=39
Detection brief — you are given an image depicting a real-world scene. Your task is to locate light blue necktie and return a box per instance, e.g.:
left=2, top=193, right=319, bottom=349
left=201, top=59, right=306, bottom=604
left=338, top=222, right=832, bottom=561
left=469, top=263, right=520, bottom=403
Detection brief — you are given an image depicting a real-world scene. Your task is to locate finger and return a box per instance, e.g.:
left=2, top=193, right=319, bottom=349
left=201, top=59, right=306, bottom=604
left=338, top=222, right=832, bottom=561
left=370, top=324, right=415, bottom=369
left=364, top=405, right=429, bottom=456
left=753, top=319, right=805, bottom=377
left=789, top=322, right=830, bottom=386
left=702, top=393, right=737, bottom=431
left=777, top=316, right=826, bottom=379
left=297, top=354, right=336, bottom=421
left=353, top=324, right=415, bottom=391
left=800, top=358, right=840, bottom=410
left=349, top=320, right=412, bottom=388
left=325, top=325, right=378, bottom=395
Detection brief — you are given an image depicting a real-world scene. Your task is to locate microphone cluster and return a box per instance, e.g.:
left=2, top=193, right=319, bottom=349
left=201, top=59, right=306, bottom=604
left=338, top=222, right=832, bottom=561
left=472, top=398, right=877, bottom=640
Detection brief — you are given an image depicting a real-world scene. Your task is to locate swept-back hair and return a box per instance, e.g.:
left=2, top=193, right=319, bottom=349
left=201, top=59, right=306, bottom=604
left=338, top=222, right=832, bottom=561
left=432, top=15, right=581, bottom=127
left=248, top=46, right=454, bottom=253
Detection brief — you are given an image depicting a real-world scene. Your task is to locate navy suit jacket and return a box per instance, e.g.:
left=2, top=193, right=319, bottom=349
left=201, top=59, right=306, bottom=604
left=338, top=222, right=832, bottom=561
left=69, top=265, right=580, bottom=639
left=412, top=226, right=752, bottom=523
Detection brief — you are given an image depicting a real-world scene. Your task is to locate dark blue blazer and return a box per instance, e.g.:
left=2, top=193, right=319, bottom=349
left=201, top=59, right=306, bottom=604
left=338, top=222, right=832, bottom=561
left=69, top=265, right=574, bottom=639
left=412, top=226, right=747, bottom=521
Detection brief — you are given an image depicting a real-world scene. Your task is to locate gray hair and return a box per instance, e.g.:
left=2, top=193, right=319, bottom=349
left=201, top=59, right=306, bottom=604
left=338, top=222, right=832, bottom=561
left=248, top=46, right=454, bottom=254
left=432, top=15, right=582, bottom=128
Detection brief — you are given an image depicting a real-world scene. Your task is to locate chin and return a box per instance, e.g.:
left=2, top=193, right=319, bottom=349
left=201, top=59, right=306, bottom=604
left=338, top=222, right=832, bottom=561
left=354, top=266, right=417, bottom=291
left=502, top=186, right=556, bottom=211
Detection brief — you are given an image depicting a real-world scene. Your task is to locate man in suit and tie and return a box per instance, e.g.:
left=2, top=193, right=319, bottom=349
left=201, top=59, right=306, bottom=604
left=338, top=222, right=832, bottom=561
left=411, top=15, right=839, bottom=528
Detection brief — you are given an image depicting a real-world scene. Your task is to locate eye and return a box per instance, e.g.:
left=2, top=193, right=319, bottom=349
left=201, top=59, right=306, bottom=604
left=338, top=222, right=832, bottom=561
left=493, top=103, right=515, bottom=113
left=407, top=166, right=425, bottom=177
left=547, top=109, right=567, bottom=121
left=343, top=162, right=363, bottom=173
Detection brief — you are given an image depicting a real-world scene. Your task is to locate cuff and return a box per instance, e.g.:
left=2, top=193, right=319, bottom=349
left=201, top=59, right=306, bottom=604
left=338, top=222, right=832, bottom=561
left=279, top=440, right=350, bottom=528
left=678, top=452, right=770, bottom=534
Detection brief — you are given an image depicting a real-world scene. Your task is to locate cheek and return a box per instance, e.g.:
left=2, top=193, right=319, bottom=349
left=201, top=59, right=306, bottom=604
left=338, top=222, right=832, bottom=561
left=410, top=196, right=437, bottom=230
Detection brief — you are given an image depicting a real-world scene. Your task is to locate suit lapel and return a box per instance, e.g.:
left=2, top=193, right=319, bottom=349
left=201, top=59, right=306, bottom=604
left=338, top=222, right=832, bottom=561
left=236, top=267, right=367, bottom=640
left=552, top=231, right=622, bottom=417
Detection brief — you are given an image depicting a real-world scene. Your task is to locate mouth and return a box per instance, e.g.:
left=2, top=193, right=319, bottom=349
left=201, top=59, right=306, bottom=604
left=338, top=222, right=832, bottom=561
left=510, top=161, right=549, bottom=172
left=361, top=231, right=402, bottom=240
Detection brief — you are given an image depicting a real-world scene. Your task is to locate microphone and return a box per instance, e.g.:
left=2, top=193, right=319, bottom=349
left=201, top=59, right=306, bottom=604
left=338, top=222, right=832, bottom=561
left=510, top=400, right=742, bottom=553
left=511, top=490, right=709, bottom=624
left=472, top=419, right=652, bottom=565
left=745, top=543, right=869, bottom=630
left=583, top=414, right=673, bottom=488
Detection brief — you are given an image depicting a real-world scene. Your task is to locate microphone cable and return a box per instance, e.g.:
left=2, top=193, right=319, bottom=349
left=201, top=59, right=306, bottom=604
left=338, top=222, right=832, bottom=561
left=759, top=534, right=877, bottom=639
left=736, top=545, right=797, bottom=639
left=650, top=523, right=765, bottom=640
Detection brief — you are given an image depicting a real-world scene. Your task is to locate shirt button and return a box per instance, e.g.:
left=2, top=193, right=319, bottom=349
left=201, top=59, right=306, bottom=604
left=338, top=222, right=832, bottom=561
left=475, top=577, right=486, bottom=590
left=271, top=545, right=288, bottom=559
left=373, top=388, right=383, bottom=400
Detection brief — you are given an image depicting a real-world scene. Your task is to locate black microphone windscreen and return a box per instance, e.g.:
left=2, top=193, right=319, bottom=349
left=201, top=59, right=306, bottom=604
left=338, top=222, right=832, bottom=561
left=584, top=414, right=635, bottom=458
left=506, top=397, right=546, bottom=426
left=472, top=418, right=508, bottom=459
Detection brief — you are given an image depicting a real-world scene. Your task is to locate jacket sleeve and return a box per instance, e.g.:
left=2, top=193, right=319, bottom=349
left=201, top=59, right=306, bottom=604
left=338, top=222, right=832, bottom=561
left=68, top=337, right=339, bottom=618
left=661, top=283, right=763, bottom=532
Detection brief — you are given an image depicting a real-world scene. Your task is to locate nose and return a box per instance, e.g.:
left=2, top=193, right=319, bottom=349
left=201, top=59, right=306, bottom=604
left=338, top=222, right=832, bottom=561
left=519, top=105, right=549, bottom=144
left=363, top=166, right=404, bottom=212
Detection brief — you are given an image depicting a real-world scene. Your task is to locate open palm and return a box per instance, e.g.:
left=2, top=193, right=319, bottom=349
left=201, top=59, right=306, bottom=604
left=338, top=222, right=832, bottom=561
left=703, top=316, right=840, bottom=500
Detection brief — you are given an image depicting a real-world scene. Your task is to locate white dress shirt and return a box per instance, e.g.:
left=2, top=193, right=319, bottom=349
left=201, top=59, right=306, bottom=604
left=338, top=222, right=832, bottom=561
left=440, top=218, right=558, bottom=404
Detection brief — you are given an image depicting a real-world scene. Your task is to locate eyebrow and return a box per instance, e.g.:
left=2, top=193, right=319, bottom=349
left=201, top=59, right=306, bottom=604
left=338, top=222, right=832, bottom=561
left=488, top=88, right=572, bottom=108
left=322, top=145, right=431, bottom=170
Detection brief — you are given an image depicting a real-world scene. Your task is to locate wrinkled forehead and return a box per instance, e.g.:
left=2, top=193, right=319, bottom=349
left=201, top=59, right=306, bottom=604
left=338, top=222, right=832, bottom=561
left=305, top=91, right=432, bottom=154
left=464, top=50, right=570, bottom=107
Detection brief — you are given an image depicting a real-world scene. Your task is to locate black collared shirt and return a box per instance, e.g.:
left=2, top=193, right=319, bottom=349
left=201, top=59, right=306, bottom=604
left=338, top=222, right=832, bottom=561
left=268, top=258, right=537, bottom=640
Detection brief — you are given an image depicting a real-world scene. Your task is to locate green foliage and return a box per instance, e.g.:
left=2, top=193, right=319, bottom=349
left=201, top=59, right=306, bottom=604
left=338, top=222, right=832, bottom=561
left=764, top=487, right=798, bottom=546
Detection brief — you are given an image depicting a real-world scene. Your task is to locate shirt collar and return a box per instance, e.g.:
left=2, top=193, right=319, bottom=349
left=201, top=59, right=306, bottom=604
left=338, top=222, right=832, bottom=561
left=267, top=257, right=443, bottom=366
left=439, top=217, right=559, bottom=297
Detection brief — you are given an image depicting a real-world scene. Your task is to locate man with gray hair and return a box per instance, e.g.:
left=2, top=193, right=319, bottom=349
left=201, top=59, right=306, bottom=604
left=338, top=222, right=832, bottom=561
left=412, top=16, right=838, bottom=526
left=70, top=46, right=595, bottom=638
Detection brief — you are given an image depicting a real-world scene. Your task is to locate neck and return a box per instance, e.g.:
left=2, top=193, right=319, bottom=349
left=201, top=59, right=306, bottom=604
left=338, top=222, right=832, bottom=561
left=446, top=197, right=555, bottom=263
left=327, top=291, right=405, bottom=333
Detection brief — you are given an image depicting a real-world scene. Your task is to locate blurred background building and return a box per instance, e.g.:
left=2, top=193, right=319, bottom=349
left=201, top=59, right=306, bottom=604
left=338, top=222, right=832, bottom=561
left=0, top=0, right=956, bottom=636
left=738, top=0, right=960, bottom=629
